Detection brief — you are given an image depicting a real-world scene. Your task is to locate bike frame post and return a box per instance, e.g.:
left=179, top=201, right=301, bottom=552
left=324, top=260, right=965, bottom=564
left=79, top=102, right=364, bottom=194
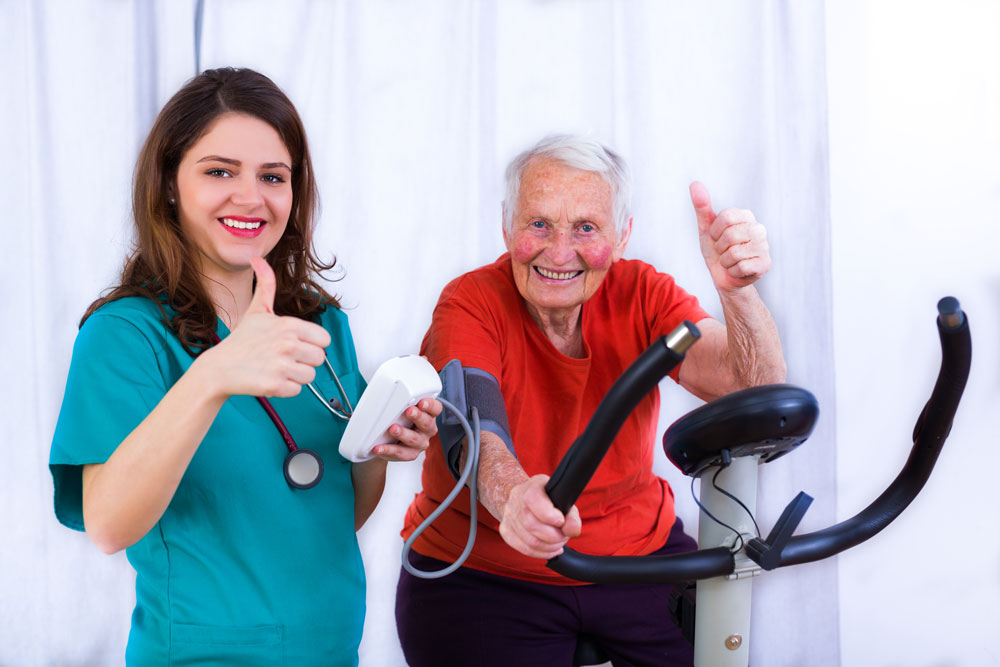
left=694, top=455, right=760, bottom=667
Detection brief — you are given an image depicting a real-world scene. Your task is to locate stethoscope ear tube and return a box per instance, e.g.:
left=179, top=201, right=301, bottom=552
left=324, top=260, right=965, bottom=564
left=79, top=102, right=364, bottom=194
left=284, top=448, right=324, bottom=490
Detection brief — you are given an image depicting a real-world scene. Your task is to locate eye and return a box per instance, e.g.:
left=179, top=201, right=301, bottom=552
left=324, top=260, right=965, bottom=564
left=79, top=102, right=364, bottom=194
left=579, top=222, right=596, bottom=233
left=205, top=168, right=231, bottom=178
left=261, top=173, right=286, bottom=185
left=530, top=220, right=546, bottom=229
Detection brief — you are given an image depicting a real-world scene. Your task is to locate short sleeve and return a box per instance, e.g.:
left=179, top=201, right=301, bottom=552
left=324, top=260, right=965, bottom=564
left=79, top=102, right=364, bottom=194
left=49, top=313, right=169, bottom=531
left=629, top=262, right=710, bottom=383
left=643, top=268, right=710, bottom=341
left=420, top=274, right=505, bottom=380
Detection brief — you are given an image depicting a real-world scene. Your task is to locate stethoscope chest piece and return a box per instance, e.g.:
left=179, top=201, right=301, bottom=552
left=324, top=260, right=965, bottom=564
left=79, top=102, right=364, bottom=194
left=284, top=448, right=324, bottom=490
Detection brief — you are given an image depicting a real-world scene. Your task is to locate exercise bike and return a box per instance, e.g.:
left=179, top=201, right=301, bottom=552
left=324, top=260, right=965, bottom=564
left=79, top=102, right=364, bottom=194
left=541, top=297, right=971, bottom=666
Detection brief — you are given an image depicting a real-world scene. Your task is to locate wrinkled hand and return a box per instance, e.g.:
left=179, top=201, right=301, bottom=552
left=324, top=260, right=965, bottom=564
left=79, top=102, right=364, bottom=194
left=205, top=257, right=332, bottom=398
left=372, top=398, right=443, bottom=461
left=499, top=474, right=582, bottom=560
left=690, top=182, right=771, bottom=292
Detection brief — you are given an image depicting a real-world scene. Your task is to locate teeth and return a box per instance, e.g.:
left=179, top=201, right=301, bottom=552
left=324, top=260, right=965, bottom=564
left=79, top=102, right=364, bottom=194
left=221, top=218, right=262, bottom=230
left=537, top=267, right=581, bottom=280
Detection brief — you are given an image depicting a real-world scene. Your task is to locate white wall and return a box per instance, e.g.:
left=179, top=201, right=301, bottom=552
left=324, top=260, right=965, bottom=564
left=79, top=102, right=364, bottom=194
left=827, top=2, right=1000, bottom=665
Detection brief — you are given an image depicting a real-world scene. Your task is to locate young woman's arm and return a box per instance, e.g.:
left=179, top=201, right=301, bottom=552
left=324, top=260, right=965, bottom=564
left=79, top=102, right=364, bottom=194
left=350, top=399, right=441, bottom=530
left=82, top=259, right=331, bottom=553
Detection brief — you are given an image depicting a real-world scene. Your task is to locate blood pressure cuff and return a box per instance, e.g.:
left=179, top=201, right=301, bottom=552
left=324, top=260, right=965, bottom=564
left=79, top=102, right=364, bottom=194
left=437, top=359, right=515, bottom=481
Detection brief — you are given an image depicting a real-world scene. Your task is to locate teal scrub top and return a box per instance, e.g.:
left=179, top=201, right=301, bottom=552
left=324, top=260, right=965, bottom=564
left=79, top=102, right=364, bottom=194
left=50, top=296, right=367, bottom=666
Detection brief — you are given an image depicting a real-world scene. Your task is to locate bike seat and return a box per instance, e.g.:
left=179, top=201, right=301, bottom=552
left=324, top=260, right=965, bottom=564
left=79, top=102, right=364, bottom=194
left=663, top=384, right=819, bottom=476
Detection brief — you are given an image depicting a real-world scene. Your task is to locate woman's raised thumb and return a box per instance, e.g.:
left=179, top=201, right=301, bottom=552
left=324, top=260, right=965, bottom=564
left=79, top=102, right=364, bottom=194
left=247, top=256, right=276, bottom=314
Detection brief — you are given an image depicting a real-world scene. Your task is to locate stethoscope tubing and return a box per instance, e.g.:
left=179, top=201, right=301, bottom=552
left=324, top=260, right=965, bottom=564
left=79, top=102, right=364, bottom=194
left=254, top=395, right=300, bottom=452
left=305, top=356, right=354, bottom=420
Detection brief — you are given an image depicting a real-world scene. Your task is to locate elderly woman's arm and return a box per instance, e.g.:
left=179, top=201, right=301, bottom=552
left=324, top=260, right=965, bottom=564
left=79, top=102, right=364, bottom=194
left=678, top=288, right=786, bottom=401
left=465, top=432, right=582, bottom=560
left=678, top=183, right=786, bottom=400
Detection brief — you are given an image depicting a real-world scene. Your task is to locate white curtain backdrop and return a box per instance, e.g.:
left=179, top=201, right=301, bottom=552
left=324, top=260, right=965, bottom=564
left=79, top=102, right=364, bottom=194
left=4, top=1, right=996, bottom=666
left=826, top=2, right=1000, bottom=666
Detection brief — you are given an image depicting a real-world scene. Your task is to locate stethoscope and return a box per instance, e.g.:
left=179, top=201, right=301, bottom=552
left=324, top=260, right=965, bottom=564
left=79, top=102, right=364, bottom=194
left=211, top=334, right=354, bottom=490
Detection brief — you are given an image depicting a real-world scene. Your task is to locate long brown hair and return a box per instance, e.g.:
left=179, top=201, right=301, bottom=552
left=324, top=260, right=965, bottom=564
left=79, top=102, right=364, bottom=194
left=82, top=67, right=338, bottom=355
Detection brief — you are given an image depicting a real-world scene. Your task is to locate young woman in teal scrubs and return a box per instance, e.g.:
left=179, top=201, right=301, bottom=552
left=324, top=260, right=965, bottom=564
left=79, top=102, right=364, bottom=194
left=49, top=68, right=440, bottom=666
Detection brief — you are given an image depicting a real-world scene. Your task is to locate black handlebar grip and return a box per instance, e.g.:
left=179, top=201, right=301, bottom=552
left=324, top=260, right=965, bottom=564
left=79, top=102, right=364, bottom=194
left=547, top=545, right=735, bottom=584
left=544, top=322, right=700, bottom=515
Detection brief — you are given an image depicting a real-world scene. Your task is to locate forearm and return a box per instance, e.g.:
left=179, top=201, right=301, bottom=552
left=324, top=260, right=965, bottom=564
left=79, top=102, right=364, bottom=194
left=461, top=431, right=528, bottom=522
left=351, top=458, right=388, bottom=530
left=82, top=355, right=227, bottom=554
left=717, top=285, right=786, bottom=388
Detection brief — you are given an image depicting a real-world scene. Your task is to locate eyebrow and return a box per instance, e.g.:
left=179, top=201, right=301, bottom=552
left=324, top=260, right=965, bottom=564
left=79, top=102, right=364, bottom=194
left=527, top=213, right=604, bottom=225
left=196, top=155, right=292, bottom=171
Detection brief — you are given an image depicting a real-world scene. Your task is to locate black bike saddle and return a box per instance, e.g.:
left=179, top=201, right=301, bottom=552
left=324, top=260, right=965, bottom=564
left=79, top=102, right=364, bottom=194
left=663, top=384, right=819, bottom=476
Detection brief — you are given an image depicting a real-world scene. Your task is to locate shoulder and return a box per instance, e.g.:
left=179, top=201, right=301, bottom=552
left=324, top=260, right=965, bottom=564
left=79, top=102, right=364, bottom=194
left=600, top=257, right=686, bottom=299
left=89, top=294, right=168, bottom=320
left=608, top=257, right=675, bottom=283
left=591, top=258, right=706, bottom=341
left=79, top=296, right=175, bottom=349
left=439, top=254, right=518, bottom=305
left=315, top=302, right=352, bottom=335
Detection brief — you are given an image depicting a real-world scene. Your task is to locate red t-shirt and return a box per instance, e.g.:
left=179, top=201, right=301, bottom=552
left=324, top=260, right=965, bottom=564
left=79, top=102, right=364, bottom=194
left=401, top=254, right=708, bottom=584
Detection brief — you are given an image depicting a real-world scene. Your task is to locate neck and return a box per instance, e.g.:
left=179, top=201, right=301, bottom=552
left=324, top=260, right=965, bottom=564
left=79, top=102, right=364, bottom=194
left=525, top=302, right=585, bottom=358
left=201, top=266, right=255, bottom=330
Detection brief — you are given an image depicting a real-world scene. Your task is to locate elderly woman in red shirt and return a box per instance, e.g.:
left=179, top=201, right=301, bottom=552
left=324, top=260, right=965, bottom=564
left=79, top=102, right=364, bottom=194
left=397, top=134, right=786, bottom=667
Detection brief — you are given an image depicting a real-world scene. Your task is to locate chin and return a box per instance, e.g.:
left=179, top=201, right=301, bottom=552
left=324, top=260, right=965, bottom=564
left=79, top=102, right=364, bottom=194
left=527, top=294, right=586, bottom=312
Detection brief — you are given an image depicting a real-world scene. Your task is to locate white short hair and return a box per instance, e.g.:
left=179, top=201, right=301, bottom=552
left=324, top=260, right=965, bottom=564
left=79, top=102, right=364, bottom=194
left=502, top=134, right=632, bottom=236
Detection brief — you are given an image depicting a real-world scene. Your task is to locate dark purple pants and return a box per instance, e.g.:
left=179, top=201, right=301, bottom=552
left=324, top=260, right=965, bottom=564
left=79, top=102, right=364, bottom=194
left=396, top=519, right=696, bottom=667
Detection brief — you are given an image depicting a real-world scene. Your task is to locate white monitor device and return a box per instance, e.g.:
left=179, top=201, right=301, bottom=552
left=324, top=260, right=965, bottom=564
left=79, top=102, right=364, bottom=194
left=338, top=355, right=442, bottom=462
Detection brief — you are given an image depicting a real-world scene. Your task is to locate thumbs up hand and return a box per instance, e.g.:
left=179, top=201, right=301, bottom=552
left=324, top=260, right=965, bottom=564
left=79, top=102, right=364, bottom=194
left=690, top=182, right=771, bottom=293
left=246, top=256, right=278, bottom=315
left=206, top=257, right=332, bottom=398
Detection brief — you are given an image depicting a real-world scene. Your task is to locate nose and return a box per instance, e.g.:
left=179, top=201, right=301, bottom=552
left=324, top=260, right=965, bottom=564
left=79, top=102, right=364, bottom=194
left=546, top=229, right=576, bottom=265
left=231, top=174, right=263, bottom=207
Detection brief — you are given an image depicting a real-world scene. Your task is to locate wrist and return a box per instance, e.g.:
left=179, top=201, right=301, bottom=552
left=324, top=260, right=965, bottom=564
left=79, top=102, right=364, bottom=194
left=480, top=461, right=529, bottom=523
left=716, top=282, right=759, bottom=301
left=185, top=348, right=231, bottom=406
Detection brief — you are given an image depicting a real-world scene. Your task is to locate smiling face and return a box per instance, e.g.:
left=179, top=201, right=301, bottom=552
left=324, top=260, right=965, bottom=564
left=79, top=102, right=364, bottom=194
left=174, top=112, right=293, bottom=285
left=503, top=157, right=631, bottom=323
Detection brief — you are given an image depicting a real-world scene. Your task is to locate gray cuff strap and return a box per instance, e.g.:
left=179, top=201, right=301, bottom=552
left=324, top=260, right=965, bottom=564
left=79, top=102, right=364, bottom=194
left=437, top=359, right=515, bottom=481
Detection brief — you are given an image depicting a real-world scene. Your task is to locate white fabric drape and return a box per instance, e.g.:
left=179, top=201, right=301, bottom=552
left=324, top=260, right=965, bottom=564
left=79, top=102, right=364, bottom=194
left=3, top=1, right=836, bottom=665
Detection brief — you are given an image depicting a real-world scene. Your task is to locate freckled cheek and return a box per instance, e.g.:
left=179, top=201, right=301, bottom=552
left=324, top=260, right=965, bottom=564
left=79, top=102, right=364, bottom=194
left=580, top=244, right=614, bottom=270
left=510, top=236, right=543, bottom=264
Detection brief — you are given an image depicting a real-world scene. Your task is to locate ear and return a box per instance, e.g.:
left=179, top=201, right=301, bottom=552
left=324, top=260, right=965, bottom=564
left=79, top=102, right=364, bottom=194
left=501, top=205, right=512, bottom=249
left=612, top=217, right=633, bottom=262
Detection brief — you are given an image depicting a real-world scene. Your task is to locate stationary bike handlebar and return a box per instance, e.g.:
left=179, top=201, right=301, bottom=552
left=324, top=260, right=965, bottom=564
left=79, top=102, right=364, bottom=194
left=774, top=297, right=970, bottom=567
left=544, top=298, right=971, bottom=583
